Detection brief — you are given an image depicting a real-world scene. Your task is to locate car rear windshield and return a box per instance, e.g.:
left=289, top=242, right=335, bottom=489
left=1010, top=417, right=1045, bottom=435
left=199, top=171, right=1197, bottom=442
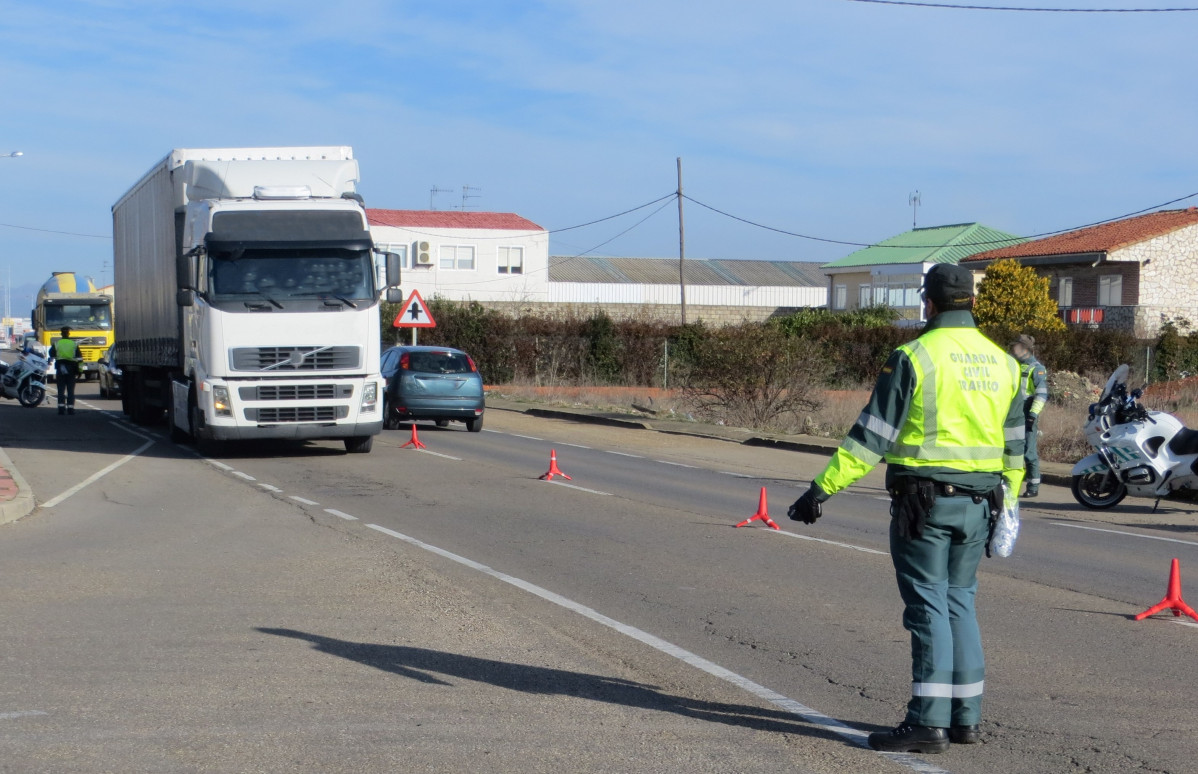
left=408, top=351, right=473, bottom=374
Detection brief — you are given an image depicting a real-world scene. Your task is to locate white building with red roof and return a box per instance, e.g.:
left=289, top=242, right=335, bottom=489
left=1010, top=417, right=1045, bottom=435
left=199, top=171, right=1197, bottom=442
left=368, top=209, right=549, bottom=302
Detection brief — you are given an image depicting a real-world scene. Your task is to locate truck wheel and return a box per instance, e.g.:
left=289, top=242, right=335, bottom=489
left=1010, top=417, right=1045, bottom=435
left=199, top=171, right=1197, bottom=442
left=344, top=436, right=374, bottom=454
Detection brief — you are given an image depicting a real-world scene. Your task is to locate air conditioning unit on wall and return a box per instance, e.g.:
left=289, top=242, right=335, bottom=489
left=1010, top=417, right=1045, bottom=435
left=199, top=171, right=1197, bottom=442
left=413, top=241, right=432, bottom=265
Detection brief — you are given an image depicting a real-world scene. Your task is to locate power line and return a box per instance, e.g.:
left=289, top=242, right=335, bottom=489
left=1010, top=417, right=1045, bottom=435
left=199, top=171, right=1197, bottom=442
left=843, top=0, right=1198, bottom=11
left=683, top=188, right=1198, bottom=250
left=0, top=222, right=110, bottom=239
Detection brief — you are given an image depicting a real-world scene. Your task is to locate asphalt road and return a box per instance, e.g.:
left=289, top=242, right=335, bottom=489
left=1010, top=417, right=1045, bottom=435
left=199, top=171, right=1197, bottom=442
left=1, top=383, right=1195, bottom=773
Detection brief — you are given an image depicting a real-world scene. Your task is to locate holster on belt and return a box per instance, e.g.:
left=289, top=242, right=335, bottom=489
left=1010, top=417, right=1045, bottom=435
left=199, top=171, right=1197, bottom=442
left=888, top=477, right=935, bottom=540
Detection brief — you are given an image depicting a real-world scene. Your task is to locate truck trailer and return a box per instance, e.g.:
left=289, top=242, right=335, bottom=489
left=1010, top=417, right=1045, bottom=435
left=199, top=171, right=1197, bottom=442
left=112, top=147, right=402, bottom=453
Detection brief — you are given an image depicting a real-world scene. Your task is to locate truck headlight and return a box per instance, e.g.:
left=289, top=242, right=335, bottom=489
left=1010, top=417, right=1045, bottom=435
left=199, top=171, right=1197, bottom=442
left=212, top=385, right=233, bottom=417
left=361, top=382, right=378, bottom=412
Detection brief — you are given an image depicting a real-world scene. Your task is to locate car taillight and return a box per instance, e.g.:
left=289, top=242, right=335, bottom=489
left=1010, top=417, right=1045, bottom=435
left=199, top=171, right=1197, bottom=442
left=399, top=353, right=409, bottom=370
left=466, top=356, right=477, bottom=372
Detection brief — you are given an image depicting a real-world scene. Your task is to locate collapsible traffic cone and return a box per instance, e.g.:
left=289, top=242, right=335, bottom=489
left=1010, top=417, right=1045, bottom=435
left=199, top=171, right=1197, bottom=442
left=539, top=449, right=572, bottom=481
left=1134, top=558, right=1198, bottom=622
left=735, top=487, right=780, bottom=530
left=400, top=423, right=427, bottom=450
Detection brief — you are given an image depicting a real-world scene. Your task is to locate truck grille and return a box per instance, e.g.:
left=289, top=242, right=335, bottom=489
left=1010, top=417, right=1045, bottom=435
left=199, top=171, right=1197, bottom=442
left=230, top=346, right=361, bottom=372
left=238, top=384, right=352, bottom=401
left=245, top=406, right=349, bottom=423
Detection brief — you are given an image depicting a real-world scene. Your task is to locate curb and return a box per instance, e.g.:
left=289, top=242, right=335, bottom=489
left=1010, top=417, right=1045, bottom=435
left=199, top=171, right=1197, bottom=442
left=0, top=446, right=36, bottom=526
left=519, top=407, right=653, bottom=431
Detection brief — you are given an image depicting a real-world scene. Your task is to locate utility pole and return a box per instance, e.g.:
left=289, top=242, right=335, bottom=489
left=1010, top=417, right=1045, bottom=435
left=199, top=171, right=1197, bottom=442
left=677, top=157, right=687, bottom=326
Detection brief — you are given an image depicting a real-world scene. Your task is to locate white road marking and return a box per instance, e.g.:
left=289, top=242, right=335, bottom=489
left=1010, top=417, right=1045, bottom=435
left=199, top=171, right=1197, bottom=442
left=1050, top=522, right=1198, bottom=548
left=363, top=523, right=949, bottom=774
left=106, top=421, right=152, bottom=442
left=511, top=433, right=543, bottom=441
left=767, top=528, right=890, bottom=556
left=0, top=711, right=47, bottom=721
left=656, top=460, right=697, bottom=468
left=258, top=484, right=282, bottom=493
left=204, top=459, right=234, bottom=471
left=482, top=428, right=503, bottom=434
left=41, top=439, right=156, bottom=509
left=324, top=508, right=357, bottom=521
left=1172, top=619, right=1198, bottom=629
left=544, top=480, right=612, bottom=496
left=233, top=471, right=256, bottom=481
left=558, top=442, right=591, bottom=449
left=719, top=471, right=754, bottom=479
left=606, top=451, right=643, bottom=458
left=289, top=496, right=319, bottom=506
left=417, top=449, right=462, bottom=461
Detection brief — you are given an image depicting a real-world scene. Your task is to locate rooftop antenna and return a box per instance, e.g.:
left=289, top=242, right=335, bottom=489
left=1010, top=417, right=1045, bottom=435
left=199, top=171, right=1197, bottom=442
left=909, top=190, right=921, bottom=229
left=459, top=185, right=481, bottom=210
left=429, top=186, right=454, bottom=210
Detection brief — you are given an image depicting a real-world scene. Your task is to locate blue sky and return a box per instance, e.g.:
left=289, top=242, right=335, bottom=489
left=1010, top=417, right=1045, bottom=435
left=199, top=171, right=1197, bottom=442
left=1, top=0, right=1195, bottom=310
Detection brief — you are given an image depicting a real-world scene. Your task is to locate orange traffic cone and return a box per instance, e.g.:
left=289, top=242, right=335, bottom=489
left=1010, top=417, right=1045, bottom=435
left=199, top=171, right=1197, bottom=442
left=539, top=449, right=572, bottom=481
left=400, top=423, right=427, bottom=450
left=1135, top=558, right=1198, bottom=622
left=735, top=487, right=780, bottom=530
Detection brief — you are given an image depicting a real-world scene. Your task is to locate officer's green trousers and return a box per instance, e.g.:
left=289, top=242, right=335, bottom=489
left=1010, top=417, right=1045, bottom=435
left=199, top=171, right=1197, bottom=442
left=889, top=494, right=989, bottom=728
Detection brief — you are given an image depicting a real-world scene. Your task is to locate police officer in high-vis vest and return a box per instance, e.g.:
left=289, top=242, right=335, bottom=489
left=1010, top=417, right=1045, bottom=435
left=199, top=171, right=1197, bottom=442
left=52, top=326, right=82, bottom=415
left=788, top=263, right=1025, bottom=754
left=1009, top=334, right=1048, bottom=497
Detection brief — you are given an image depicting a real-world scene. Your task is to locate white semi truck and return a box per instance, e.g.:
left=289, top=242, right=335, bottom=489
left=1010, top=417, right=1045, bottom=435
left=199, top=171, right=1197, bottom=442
left=112, top=147, right=402, bottom=453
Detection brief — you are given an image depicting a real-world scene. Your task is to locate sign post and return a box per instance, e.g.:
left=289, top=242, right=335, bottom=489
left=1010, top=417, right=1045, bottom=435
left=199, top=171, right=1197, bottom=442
left=392, top=289, right=437, bottom=345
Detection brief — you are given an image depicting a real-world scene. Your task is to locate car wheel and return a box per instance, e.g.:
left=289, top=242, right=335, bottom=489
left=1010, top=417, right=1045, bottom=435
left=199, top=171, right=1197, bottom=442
left=465, top=415, right=483, bottom=433
left=383, top=394, right=401, bottom=430
left=435, top=419, right=449, bottom=428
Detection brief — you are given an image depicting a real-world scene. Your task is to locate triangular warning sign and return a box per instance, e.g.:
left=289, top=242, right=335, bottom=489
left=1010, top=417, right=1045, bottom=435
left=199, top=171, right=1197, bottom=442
left=392, top=289, right=437, bottom=328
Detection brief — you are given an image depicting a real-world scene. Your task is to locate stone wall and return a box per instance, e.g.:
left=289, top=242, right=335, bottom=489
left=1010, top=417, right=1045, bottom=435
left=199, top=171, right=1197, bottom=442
left=483, top=301, right=803, bottom=326
left=1113, top=223, right=1198, bottom=336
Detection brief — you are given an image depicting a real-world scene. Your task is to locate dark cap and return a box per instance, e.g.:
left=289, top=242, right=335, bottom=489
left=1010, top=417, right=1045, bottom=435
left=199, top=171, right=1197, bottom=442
left=922, top=263, right=974, bottom=305
left=1009, top=334, right=1036, bottom=352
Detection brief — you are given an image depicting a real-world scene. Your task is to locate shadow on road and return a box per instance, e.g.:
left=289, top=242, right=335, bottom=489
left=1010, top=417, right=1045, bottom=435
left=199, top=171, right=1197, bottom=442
left=257, top=627, right=884, bottom=743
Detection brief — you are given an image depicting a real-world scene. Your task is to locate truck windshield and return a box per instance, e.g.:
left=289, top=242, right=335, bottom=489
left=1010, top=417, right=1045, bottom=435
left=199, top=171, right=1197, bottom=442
left=209, top=249, right=375, bottom=303
left=45, top=303, right=112, bottom=330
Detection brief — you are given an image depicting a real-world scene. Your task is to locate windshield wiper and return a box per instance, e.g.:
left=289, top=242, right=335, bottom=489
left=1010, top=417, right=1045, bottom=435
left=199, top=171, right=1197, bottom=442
left=323, top=294, right=359, bottom=309
left=244, top=291, right=283, bottom=309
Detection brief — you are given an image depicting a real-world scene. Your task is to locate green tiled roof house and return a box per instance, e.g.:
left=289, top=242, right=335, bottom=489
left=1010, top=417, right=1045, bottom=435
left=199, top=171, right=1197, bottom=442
left=821, top=222, right=1024, bottom=325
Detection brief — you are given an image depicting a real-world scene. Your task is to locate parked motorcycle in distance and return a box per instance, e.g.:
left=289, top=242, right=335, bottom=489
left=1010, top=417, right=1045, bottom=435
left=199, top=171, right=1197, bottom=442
left=1072, top=364, right=1198, bottom=509
left=0, top=348, right=49, bottom=408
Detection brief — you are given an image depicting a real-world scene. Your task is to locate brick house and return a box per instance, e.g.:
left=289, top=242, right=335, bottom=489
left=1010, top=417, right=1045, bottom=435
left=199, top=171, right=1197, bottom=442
left=961, top=209, right=1198, bottom=338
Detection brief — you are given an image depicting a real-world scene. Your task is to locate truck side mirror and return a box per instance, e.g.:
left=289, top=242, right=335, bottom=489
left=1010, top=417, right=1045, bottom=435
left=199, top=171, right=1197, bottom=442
left=385, top=287, right=405, bottom=303
left=384, top=251, right=402, bottom=287
left=176, top=289, right=195, bottom=307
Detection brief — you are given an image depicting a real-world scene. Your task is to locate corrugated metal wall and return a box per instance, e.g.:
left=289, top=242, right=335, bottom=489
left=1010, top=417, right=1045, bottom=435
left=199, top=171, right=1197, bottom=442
left=548, top=283, right=826, bottom=307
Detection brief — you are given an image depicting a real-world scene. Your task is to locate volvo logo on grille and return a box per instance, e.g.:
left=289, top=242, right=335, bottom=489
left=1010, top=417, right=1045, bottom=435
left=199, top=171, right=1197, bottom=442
left=288, top=349, right=307, bottom=368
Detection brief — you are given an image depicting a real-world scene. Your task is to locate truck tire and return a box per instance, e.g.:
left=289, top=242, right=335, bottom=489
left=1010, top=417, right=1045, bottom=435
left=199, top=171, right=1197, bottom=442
left=344, top=435, right=374, bottom=454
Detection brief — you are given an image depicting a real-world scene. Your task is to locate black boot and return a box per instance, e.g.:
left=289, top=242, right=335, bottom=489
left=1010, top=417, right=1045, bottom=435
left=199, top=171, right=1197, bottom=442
left=1024, top=485, right=1038, bottom=497
left=949, top=724, right=980, bottom=744
left=867, top=722, right=949, bottom=754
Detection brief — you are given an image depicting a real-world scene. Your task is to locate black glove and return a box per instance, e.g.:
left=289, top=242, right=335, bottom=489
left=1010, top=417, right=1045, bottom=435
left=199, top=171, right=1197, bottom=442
left=1025, top=415, right=1037, bottom=432
left=788, top=484, right=825, bottom=524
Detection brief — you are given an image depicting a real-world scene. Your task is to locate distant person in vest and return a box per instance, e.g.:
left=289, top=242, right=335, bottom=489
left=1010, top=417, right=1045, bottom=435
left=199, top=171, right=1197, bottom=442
left=1009, top=334, right=1048, bottom=497
left=787, top=263, right=1026, bottom=754
left=52, top=326, right=82, bottom=415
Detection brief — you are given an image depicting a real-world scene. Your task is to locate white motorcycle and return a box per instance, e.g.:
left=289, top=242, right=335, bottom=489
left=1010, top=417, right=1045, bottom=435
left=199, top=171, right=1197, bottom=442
left=0, top=349, right=49, bottom=408
left=1071, top=365, right=1198, bottom=509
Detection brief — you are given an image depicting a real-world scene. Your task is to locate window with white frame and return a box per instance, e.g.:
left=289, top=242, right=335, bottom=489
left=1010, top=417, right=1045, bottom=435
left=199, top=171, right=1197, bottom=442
left=1098, top=274, right=1122, bottom=306
left=1058, top=276, right=1073, bottom=307
left=439, top=244, right=476, bottom=271
left=833, top=284, right=847, bottom=310
left=859, top=284, right=872, bottom=308
left=498, top=246, right=524, bottom=275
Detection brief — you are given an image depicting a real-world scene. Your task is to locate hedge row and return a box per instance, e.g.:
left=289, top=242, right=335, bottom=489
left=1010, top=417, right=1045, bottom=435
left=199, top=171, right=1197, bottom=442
left=379, top=299, right=1151, bottom=388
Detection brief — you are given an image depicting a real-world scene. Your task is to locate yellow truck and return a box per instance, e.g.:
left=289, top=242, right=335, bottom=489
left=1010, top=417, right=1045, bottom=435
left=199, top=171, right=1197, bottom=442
left=32, top=272, right=114, bottom=380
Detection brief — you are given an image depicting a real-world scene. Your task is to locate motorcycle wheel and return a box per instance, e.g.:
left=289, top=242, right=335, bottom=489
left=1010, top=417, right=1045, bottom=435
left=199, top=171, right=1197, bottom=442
left=1071, top=471, right=1127, bottom=509
left=17, top=383, right=45, bottom=408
